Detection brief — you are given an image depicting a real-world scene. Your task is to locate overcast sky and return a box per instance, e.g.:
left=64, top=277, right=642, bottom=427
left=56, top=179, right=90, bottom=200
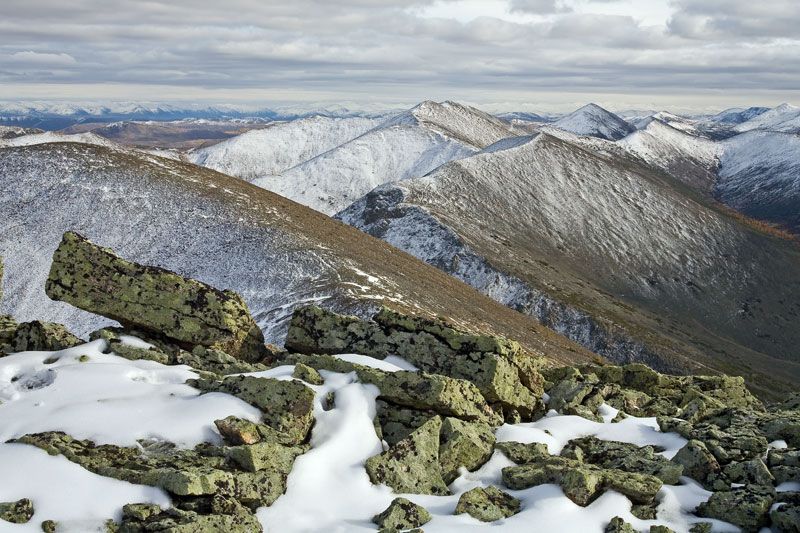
left=1, top=0, right=798, bottom=112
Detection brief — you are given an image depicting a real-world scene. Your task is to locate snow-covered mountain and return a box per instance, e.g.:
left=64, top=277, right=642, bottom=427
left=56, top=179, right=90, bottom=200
left=716, top=131, right=800, bottom=232
left=0, top=131, right=122, bottom=150
left=340, top=129, right=800, bottom=395
left=618, top=118, right=720, bottom=192
left=187, top=116, right=381, bottom=180
left=709, top=106, right=770, bottom=124
left=203, top=101, right=523, bottom=215
left=551, top=103, right=635, bottom=141
left=734, top=103, right=800, bottom=133
left=0, top=141, right=589, bottom=363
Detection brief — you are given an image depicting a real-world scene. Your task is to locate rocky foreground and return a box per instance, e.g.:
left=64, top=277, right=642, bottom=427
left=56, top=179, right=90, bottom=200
left=0, top=233, right=798, bottom=532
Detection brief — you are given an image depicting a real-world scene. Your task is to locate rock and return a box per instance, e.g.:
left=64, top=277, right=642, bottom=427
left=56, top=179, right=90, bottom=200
left=696, top=485, right=774, bottom=532
left=365, top=417, right=450, bottom=495
left=771, top=502, right=800, bottom=533
left=45, top=231, right=267, bottom=362
left=671, top=440, right=720, bottom=486
left=225, top=442, right=306, bottom=473
left=118, top=498, right=262, bottom=532
left=0, top=498, right=34, bottom=524
left=214, top=416, right=297, bottom=446
left=0, top=314, right=17, bottom=353
left=41, top=520, right=57, bottom=532
left=688, top=523, right=712, bottom=533
left=605, top=516, right=636, bottom=533
left=721, top=458, right=774, bottom=487
left=375, top=401, right=435, bottom=446
left=631, top=503, right=658, bottom=520
left=454, top=486, right=520, bottom=522
left=372, top=498, right=432, bottom=530
left=16, top=432, right=300, bottom=509
left=189, top=375, right=315, bottom=445
left=562, top=436, right=683, bottom=484
left=292, top=363, right=324, bottom=385
left=501, top=456, right=662, bottom=506
left=9, top=321, right=83, bottom=352
left=438, top=418, right=495, bottom=484
left=285, top=306, right=543, bottom=420
left=496, top=441, right=550, bottom=464
left=280, top=353, right=501, bottom=425
left=649, top=526, right=675, bottom=533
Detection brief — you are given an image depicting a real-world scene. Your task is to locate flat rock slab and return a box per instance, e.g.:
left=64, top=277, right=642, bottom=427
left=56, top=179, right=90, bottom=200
left=45, top=231, right=267, bottom=362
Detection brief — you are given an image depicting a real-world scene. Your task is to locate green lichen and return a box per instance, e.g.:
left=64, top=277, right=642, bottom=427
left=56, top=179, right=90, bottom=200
left=454, top=486, right=520, bottom=522
left=372, top=498, right=432, bottom=530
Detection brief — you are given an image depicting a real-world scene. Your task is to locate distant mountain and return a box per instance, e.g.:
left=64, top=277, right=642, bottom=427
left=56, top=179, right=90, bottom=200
left=710, top=106, right=770, bottom=124
left=340, top=128, right=800, bottom=396
left=495, top=111, right=556, bottom=124
left=0, top=141, right=591, bottom=364
left=200, top=100, right=523, bottom=215
left=0, top=125, right=43, bottom=139
left=552, top=103, right=635, bottom=141
left=188, top=116, right=382, bottom=180
left=0, top=101, right=399, bottom=130
left=716, top=131, right=800, bottom=233
left=734, top=103, right=800, bottom=133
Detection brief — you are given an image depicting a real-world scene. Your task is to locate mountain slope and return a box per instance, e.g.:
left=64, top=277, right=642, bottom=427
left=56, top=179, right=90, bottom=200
left=340, top=131, right=800, bottom=396
left=710, top=106, right=770, bottom=124
left=250, top=101, right=522, bottom=214
left=187, top=116, right=381, bottom=179
left=618, top=118, right=721, bottom=192
left=552, top=103, right=635, bottom=140
left=0, top=141, right=592, bottom=366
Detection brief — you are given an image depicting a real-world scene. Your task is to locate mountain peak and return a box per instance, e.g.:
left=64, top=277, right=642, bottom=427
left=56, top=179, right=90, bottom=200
left=553, top=103, right=635, bottom=141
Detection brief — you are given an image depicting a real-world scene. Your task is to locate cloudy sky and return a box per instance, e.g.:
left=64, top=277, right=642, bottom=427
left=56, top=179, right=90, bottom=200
left=1, top=0, right=798, bottom=111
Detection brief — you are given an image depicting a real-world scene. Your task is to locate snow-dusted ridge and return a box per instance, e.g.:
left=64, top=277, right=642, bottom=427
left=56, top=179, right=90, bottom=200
left=340, top=128, right=800, bottom=394
left=551, top=103, right=635, bottom=141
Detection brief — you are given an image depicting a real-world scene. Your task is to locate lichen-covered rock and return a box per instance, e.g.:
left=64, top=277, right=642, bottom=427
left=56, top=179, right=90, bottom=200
left=8, top=321, right=83, bottom=352
left=375, top=401, right=435, bottom=446
left=688, top=523, right=713, bottom=533
left=771, top=502, right=800, bottom=533
left=649, top=526, right=675, bottom=533
left=0, top=314, right=19, bottom=354
left=45, top=231, right=267, bottom=362
left=15, top=432, right=299, bottom=509
left=285, top=306, right=543, bottom=420
left=365, top=417, right=449, bottom=495
left=454, top=486, right=520, bottom=522
left=189, top=375, right=315, bottom=445
left=372, top=498, right=432, bottom=530
left=562, top=436, right=683, bottom=484
left=117, top=498, right=262, bottom=532
left=280, top=353, right=500, bottom=425
left=720, top=458, right=774, bottom=487
left=292, top=363, right=324, bottom=385
left=659, top=415, right=768, bottom=465
left=696, top=485, right=774, bottom=532
left=605, top=516, right=637, bottom=533
left=501, top=456, right=662, bottom=506
left=214, top=416, right=296, bottom=446
left=0, top=498, right=34, bottom=524
left=671, top=440, right=720, bottom=486
left=40, top=519, right=57, bottom=532
left=496, top=441, right=550, bottom=464
left=225, top=442, right=306, bottom=473
left=438, top=418, right=495, bottom=484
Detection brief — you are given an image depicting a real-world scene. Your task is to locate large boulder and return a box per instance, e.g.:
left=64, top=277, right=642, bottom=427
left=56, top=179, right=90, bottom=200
left=562, top=436, right=683, bottom=484
left=118, top=499, right=262, bottom=533
left=0, top=315, right=19, bottom=354
left=285, top=306, right=543, bottom=420
left=365, top=417, right=450, bottom=495
left=671, top=440, right=720, bottom=487
left=45, top=231, right=267, bottom=362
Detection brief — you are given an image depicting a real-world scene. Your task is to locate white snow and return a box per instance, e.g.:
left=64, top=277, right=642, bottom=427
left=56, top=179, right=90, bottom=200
left=258, top=368, right=734, bottom=533
left=0, top=131, right=121, bottom=150
left=0, top=340, right=262, bottom=447
left=332, top=353, right=418, bottom=372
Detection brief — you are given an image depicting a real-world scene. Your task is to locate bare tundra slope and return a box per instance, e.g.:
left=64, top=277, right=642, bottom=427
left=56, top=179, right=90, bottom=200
left=340, top=129, right=800, bottom=396
left=0, top=142, right=592, bottom=365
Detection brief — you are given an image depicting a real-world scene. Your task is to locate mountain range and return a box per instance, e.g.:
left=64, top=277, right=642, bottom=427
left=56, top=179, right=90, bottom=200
left=1, top=99, right=798, bottom=397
